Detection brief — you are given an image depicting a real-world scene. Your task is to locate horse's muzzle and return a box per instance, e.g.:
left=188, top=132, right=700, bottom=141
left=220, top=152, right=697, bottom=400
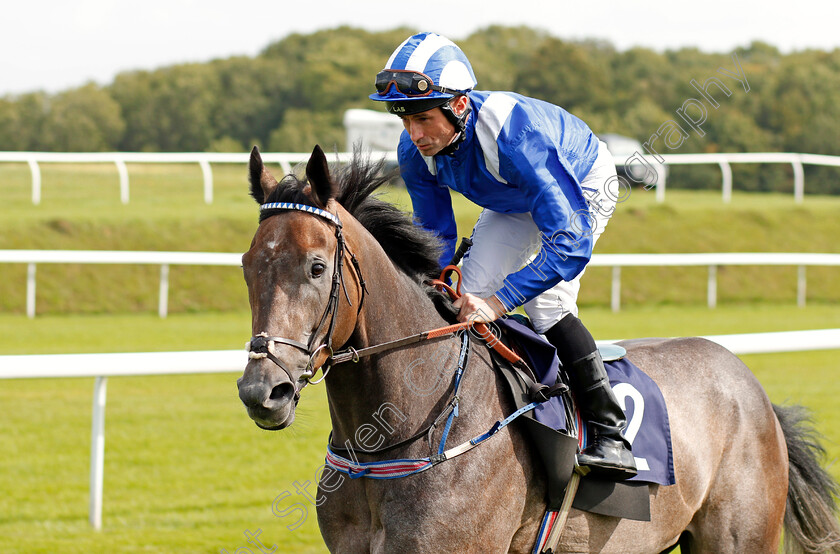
left=237, top=372, right=299, bottom=430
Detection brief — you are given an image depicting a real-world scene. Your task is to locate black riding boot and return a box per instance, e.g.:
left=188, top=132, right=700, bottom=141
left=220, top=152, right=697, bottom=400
left=568, top=351, right=637, bottom=479
left=544, top=316, right=637, bottom=480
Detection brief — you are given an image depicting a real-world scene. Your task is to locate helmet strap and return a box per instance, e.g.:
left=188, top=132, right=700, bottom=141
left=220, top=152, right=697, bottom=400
left=438, top=96, right=472, bottom=156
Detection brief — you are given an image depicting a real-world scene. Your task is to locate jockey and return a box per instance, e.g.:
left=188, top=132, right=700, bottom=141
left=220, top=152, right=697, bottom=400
left=370, top=32, right=636, bottom=479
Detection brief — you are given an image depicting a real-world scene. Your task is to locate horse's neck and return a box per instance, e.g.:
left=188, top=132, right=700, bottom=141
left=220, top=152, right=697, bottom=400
left=324, top=230, right=456, bottom=448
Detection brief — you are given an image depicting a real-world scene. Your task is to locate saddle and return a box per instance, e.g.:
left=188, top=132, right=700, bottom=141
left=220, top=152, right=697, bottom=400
left=485, top=315, right=675, bottom=521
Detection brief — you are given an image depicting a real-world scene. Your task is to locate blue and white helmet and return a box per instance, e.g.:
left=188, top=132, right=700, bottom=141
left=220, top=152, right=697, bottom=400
left=370, top=32, right=477, bottom=116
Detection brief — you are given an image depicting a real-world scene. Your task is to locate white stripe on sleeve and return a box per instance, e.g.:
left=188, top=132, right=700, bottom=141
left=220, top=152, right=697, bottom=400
left=475, top=92, right=517, bottom=184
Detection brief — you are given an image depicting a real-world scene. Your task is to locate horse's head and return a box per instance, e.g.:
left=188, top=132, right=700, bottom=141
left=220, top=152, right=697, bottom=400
left=237, top=145, right=362, bottom=430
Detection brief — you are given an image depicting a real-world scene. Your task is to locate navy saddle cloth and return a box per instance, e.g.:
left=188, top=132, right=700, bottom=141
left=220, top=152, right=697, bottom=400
left=495, top=316, right=675, bottom=487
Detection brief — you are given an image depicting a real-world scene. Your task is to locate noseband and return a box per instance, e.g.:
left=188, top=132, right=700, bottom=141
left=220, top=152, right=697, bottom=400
left=247, top=202, right=367, bottom=387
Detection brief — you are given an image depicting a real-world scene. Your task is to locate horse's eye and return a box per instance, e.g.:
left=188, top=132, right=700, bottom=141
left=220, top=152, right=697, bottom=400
left=311, top=262, right=326, bottom=278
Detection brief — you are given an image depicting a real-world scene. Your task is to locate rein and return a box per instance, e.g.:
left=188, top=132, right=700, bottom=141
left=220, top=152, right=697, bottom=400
left=329, top=266, right=523, bottom=366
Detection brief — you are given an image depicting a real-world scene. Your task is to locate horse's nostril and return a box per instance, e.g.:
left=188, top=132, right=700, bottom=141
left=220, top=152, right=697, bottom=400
left=270, top=382, right=296, bottom=402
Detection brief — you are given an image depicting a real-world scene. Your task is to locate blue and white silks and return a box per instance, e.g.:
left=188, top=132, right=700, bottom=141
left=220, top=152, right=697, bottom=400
left=398, top=90, right=601, bottom=311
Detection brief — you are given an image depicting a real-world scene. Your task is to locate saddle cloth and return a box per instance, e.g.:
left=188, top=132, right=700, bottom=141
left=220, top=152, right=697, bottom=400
left=496, top=316, right=675, bottom=487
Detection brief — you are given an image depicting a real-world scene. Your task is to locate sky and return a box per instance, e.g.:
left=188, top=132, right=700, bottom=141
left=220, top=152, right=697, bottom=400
left=1, top=0, right=837, bottom=96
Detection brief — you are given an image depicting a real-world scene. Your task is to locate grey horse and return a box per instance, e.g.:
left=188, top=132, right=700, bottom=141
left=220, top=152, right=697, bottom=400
left=238, top=145, right=840, bottom=553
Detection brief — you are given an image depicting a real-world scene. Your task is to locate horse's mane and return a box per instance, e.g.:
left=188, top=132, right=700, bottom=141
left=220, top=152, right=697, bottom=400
left=258, top=153, right=444, bottom=283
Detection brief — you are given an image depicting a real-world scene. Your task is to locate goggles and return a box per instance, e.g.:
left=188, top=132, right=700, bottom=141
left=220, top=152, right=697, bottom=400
left=375, top=69, right=461, bottom=97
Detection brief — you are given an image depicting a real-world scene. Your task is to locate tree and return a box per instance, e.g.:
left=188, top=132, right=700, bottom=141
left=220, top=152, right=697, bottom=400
left=207, top=56, right=291, bottom=151
left=611, top=48, right=676, bottom=113
left=40, top=84, right=125, bottom=151
left=110, top=64, right=221, bottom=151
left=515, top=38, right=612, bottom=113
left=267, top=109, right=344, bottom=153
left=0, top=92, right=48, bottom=150
left=461, top=26, right=549, bottom=91
left=0, top=98, right=24, bottom=150
left=766, top=50, right=840, bottom=155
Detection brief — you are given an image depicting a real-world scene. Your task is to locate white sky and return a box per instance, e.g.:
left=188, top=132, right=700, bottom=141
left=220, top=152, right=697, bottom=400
left=1, top=0, right=837, bottom=96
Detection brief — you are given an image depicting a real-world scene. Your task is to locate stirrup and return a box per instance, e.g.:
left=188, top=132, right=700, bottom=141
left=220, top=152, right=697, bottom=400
left=577, top=438, right=637, bottom=479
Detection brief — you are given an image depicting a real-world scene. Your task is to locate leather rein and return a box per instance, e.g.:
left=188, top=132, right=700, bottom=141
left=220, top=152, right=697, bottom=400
left=246, top=201, right=522, bottom=399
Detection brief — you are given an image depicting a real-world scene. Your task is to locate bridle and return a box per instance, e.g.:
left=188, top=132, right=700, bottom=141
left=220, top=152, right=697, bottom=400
left=245, top=201, right=524, bottom=399
left=246, top=202, right=367, bottom=391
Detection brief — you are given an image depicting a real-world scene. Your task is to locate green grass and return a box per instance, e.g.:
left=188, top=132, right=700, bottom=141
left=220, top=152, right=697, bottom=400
left=1, top=306, right=839, bottom=553
left=0, top=372, right=333, bottom=554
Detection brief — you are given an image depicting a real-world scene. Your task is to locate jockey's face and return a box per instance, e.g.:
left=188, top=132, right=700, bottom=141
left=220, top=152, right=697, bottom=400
left=400, top=96, right=468, bottom=157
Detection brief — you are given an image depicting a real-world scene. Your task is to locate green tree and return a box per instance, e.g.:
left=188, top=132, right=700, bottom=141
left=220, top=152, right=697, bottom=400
left=110, top=64, right=221, bottom=151
left=611, top=48, right=676, bottom=113
left=0, top=92, right=48, bottom=150
left=40, top=84, right=125, bottom=152
left=295, top=34, right=383, bottom=110
left=766, top=50, right=840, bottom=154
left=461, top=26, right=549, bottom=91
left=267, top=109, right=344, bottom=153
left=515, top=38, right=612, bottom=113
left=208, top=56, right=293, bottom=150
left=0, top=97, right=24, bottom=150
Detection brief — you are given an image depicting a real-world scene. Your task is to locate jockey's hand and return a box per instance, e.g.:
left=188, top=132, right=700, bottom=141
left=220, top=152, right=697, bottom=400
left=453, top=293, right=506, bottom=324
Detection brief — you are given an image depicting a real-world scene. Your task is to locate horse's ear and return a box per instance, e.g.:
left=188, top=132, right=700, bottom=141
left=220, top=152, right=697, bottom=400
left=249, top=146, right=278, bottom=204
left=305, top=145, right=336, bottom=208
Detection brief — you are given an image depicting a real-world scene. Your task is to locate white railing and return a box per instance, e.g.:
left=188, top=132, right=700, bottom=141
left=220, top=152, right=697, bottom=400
left=656, top=152, right=840, bottom=204
left=0, top=250, right=241, bottom=318
left=2, top=328, right=839, bottom=530
left=588, top=252, right=840, bottom=312
left=0, top=150, right=398, bottom=205
left=1, top=151, right=838, bottom=205
left=2, top=250, right=839, bottom=318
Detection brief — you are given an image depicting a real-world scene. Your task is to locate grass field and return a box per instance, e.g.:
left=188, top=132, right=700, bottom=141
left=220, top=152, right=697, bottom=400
left=1, top=160, right=839, bottom=552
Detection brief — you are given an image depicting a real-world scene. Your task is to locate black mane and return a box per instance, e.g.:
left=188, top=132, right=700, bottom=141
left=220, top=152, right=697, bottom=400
left=258, top=153, right=444, bottom=283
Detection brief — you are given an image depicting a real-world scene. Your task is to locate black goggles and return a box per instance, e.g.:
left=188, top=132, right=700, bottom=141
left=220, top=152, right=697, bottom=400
left=375, top=69, right=461, bottom=97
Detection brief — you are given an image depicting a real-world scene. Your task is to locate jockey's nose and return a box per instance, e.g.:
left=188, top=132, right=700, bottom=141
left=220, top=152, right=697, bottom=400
left=405, top=119, right=423, bottom=142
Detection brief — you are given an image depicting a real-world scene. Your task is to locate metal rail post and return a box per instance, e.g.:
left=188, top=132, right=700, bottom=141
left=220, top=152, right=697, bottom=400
left=792, top=158, right=804, bottom=204
left=26, top=263, right=36, bottom=318
left=719, top=160, right=733, bottom=204
left=797, top=265, right=807, bottom=308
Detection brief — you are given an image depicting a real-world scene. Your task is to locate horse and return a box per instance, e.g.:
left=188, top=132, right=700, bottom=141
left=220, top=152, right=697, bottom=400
left=237, top=145, right=840, bottom=553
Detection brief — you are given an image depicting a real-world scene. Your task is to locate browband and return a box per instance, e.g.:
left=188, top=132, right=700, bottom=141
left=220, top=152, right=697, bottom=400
left=260, top=202, right=342, bottom=227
